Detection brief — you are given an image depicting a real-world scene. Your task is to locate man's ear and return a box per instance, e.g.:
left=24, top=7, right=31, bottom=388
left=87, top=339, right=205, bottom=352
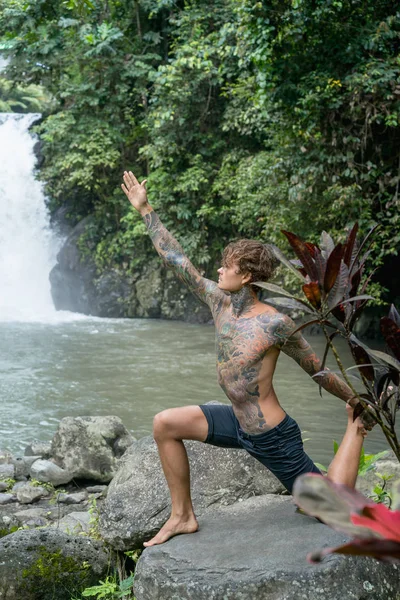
left=241, top=272, right=252, bottom=285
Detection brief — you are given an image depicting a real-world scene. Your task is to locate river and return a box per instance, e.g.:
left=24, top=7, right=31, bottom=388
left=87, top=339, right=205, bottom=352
left=0, top=317, right=389, bottom=465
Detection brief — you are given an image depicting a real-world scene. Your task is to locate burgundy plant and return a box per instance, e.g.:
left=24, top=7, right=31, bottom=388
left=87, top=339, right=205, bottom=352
left=254, top=225, right=400, bottom=460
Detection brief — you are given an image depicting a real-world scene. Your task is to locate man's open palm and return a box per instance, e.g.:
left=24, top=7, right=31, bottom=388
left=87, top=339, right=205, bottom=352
left=121, top=171, right=148, bottom=212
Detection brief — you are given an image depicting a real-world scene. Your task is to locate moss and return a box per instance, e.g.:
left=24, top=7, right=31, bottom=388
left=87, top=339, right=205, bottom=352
left=0, top=525, right=19, bottom=538
left=21, top=546, right=91, bottom=600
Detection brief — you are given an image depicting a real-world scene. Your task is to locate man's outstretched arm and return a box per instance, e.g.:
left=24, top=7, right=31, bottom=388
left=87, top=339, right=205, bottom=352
left=275, top=316, right=355, bottom=404
left=121, top=171, right=227, bottom=310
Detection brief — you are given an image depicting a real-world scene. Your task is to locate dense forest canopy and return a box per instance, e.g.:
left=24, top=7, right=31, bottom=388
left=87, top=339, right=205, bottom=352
left=1, top=0, right=399, bottom=301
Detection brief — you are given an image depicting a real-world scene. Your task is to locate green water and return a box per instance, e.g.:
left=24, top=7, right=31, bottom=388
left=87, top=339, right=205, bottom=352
left=0, top=317, right=390, bottom=464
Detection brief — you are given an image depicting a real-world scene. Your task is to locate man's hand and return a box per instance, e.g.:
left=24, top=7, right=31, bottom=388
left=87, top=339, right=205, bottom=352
left=121, top=171, right=152, bottom=216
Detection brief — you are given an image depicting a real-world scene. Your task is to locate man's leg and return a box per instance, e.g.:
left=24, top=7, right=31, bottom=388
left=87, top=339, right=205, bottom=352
left=143, top=405, right=209, bottom=547
left=327, top=403, right=367, bottom=488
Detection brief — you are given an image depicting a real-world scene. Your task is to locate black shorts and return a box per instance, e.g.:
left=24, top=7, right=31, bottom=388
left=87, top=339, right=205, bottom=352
left=199, top=403, right=321, bottom=494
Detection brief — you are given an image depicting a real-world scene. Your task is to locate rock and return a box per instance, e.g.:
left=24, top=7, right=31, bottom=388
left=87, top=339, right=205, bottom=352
left=11, top=457, right=30, bottom=480
left=86, top=485, right=107, bottom=494
left=12, top=481, right=27, bottom=492
left=25, top=440, right=52, bottom=459
left=161, top=270, right=212, bottom=324
left=49, top=216, right=99, bottom=315
left=0, top=528, right=111, bottom=600
left=356, top=452, right=400, bottom=498
left=0, top=481, right=9, bottom=492
left=51, top=416, right=133, bottom=482
left=16, top=483, right=48, bottom=504
left=135, top=264, right=163, bottom=318
left=0, top=450, right=13, bottom=464
left=56, top=492, right=87, bottom=504
left=99, top=435, right=285, bottom=550
left=30, top=459, right=73, bottom=486
left=14, top=508, right=49, bottom=528
left=94, top=268, right=136, bottom=318
left=54, top=511, right=91, bottom=535
left=0, top=494, right=15, bottom=505
left=134, top=495, right=399, bottom=600
left=0, top=463, right=15, bottom=479
left=48, top=217, right=214, bottom=322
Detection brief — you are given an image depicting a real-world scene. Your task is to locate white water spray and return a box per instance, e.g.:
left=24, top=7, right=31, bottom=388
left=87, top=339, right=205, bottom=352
left=0, top=113, right=64, bottom=322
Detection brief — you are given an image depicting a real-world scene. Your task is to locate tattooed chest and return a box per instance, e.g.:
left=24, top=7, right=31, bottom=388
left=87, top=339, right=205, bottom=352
left=216, top=317, right=274, bottom=361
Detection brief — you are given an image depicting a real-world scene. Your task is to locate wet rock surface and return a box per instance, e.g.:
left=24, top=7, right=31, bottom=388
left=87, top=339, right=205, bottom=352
left=134, top=495, right=399, bottom=600
left=49, top=217, right=212, bottom=322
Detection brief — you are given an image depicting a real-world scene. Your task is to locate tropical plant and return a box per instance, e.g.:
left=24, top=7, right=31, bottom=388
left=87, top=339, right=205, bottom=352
left=80, top=574, right=135, bottom=599
left=293, top=473, right=400, bottom=563
left=257, top=224, right=400, bottom=460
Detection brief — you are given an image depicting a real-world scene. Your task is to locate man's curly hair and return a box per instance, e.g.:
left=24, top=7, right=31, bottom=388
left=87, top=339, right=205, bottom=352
left=222, top=239, right=278, bottom=291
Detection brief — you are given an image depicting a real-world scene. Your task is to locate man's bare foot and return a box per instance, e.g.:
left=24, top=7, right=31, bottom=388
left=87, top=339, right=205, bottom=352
left=143, top=514, right=199, bottom=547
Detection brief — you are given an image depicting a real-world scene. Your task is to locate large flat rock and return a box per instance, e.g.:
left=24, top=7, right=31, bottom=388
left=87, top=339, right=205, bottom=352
left=134, top=495, right=398, bottom=600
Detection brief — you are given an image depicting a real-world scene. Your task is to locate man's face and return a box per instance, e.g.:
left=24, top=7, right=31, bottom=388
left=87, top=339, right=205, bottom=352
left=217, top=261, right=250, bottom=292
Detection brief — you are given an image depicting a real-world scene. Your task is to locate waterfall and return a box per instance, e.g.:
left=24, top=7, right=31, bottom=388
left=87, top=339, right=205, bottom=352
left=0, top=113, right=63, bottom=322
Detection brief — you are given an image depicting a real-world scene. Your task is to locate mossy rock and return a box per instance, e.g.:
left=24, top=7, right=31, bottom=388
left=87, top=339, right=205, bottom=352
left=0, top=528, right=112, bottom=600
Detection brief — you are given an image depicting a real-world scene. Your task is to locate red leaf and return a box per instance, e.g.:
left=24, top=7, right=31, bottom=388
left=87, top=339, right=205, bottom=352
left=352, top=504, right=400, bottom=543
left=281, top=230, right=319, bottom=282
left=349, top=267, right=362, bottom=298
left=302, top=282, right=322, bottom=308
left=308, top=539, right=400, bottom=564
left=323, top=243, right=344, bottom=293
left=381, top=317, right=400, bottom=362
left=305, top=242, right=319, bottom=258
left=350, top=342, right=375, bottom=381
left=343, top=222, right=359, bottom=267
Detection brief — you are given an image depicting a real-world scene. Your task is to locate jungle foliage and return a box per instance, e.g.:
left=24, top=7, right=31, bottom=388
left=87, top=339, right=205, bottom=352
left=0, top=0, right=399, bottom=292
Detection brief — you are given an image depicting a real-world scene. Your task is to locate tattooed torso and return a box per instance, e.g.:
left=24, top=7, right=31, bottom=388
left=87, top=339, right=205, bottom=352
left=143, top=211, right=354, bottom=434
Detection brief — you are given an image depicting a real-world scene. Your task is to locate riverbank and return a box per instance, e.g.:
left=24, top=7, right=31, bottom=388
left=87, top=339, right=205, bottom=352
left=1, top=414, right=399, bottom=600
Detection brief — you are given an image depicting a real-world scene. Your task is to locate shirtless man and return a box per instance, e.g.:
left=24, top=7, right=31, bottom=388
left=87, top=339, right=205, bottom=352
left=121, top=171, right=366, bottom=547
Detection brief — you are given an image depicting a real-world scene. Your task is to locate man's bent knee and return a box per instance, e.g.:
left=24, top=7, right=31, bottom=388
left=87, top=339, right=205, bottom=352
left=153, top=410, right=174, bottom=441
left=153, top=406, right=209, bottom=443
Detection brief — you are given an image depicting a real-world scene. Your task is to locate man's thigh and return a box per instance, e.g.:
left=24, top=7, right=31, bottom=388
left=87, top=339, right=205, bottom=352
left=153, top=405, right=209, bottom=442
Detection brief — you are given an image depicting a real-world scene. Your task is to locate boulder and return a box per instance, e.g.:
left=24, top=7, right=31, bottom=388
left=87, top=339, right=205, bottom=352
left=13, top=508, right=49, bottom=528
left=161, top=269, right=212, bottom=324
left=134, top=495, right=398, bottom=600
left=0, top=463, right=15, bottom=479
left=99, top=436, right=285, bottom=550
left=0, top=528, right=111, bottom=600
left=135, top=264, right=163, bottom=318
left=56, top=492, right=87, bottom=504
left=30, top=459, right=73, bottom=487
left=356, top=452, right=400, bottom=498
left=0, top=494, right=15, bottom=505
left=51, top=416, right=134, bottom=482
left=54, top=511, right=91, bottom=535
left=49, top=216, right=98, bottom=314
left=48, top=216, right=214, bottom=323
left=0, top=450, right=13, bottom=465
left=25, top=440, right=52, bottom=459
left=16, top=483, right=48, bottom=504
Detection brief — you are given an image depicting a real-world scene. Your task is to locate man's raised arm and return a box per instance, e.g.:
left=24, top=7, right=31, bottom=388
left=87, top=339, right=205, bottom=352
left=121, top=171, right=227, bottom=310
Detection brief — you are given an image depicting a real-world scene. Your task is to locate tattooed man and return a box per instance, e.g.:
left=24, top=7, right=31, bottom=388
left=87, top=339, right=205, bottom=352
left=122, top=171, right=367, bottom=547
